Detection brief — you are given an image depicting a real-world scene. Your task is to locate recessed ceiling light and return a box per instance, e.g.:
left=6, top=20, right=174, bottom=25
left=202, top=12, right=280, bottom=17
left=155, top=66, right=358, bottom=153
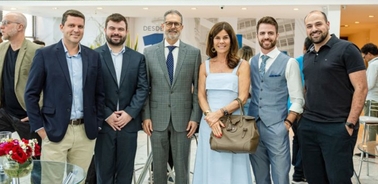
left=355, top=21, right=360, bottom=24
left=143, top=7, right=148, bottom=10
left=191, top=7, right=197, bottom=10
left=10, top=7, right=17, bottom=10
left=241, top=7, right=247, bottom=10
left=369, top=15, right=374, bottom=18
left=97, top=7, right=103, bottom=10
left=293, top=8, right=299, bottom=11
left=52, top=7, right=58, bottom=10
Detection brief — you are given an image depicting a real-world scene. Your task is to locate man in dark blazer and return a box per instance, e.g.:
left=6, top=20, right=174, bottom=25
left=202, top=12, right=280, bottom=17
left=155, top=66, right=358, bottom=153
left=142, top=9, right=201, bottom=184
left=24, top=9, right=104, bottom=182
left=94, top=13, right=149, bottom=184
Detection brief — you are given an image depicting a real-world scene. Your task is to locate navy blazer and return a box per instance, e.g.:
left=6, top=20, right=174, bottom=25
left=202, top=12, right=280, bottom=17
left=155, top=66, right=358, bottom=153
left=25, top=40, right=105, bottom=142
left=95, top=44, right=149, bottom=132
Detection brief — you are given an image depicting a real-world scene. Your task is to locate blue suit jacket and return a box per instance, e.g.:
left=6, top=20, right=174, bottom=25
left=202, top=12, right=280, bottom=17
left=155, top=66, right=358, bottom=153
left=95, top=44, right=149, bottom=132
left=25, top=40, right=105, bottom=142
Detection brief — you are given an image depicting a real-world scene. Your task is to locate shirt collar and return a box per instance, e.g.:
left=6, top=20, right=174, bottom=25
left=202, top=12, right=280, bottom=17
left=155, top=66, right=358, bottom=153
left=260, top=47, right=280, bottom=60
left=368, top=56, right=378, bottom=64
left=164, top=39, right=180, bottom=48
left=61, top=40, right=81, bottom=56
left=106, top=43, right=126, bottom=55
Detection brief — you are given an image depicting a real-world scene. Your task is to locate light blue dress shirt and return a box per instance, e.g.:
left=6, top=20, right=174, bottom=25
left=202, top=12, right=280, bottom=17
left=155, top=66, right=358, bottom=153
left=63, top=42, right=84, bottom=120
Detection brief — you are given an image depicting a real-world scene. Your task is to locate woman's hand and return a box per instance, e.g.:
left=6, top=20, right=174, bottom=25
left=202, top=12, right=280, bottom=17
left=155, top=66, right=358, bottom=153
left=209, top=120, right=224, bottom=138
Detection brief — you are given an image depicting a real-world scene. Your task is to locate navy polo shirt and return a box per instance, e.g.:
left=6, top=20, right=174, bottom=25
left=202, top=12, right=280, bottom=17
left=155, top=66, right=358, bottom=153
left=302, top=34, right=365, bottom=123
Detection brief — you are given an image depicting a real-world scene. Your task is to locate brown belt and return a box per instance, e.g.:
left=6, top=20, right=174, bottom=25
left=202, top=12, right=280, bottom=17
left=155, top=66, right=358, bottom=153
left=69, top=119, right=84, bottom=125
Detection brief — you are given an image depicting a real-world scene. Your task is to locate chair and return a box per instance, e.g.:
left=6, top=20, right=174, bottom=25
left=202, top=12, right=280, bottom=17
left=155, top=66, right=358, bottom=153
left=357, top=100, right=378, bottom=177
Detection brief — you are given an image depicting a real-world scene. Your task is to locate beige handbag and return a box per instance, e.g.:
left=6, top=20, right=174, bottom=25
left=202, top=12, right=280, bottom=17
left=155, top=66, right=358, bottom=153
left=210, top=98, right=259, bottom=154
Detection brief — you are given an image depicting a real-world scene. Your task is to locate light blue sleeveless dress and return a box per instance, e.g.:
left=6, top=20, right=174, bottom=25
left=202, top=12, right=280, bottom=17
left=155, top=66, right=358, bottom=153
left=192, top=60, right=252, bottom=184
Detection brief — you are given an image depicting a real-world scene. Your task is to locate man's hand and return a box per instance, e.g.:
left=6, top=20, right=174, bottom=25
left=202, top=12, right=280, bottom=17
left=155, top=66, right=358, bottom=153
left=37, top=128, right=47, bottom=140
left=106, top=113, right=122, bottom=131
left=142, top=119, right=153, bottom=136
left=186, top=121, right=198, bottom=138
left=113, top=111, right=132, bottom=129
left=20, top=117, right=29, bottom=122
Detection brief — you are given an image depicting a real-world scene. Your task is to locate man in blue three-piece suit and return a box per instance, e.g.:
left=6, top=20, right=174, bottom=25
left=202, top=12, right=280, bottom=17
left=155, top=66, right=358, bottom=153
left=248, top=16, right=304, bottom=184
left=142, top=9, right=202, bottom=184
left=94, top=13, right=149, bottom=184
left=24, top=9, right=105, bottom=182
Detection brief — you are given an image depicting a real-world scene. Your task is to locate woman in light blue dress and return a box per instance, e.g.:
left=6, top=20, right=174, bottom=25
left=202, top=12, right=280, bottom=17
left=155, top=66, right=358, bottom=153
left=192, top=22, right=252, bottom=184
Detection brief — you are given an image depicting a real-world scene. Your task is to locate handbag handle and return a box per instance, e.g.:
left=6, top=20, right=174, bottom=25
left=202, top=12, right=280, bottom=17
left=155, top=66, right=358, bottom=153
left=235, top=98, right=245, bottom=115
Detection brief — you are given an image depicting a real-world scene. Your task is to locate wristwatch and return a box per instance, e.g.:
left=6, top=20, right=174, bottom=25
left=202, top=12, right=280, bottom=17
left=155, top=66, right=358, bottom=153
left=345, top=122, right=357, bottom=130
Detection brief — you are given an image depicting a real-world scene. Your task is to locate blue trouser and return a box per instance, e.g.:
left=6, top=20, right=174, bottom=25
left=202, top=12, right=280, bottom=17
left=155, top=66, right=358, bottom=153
left=298, top=117, right=358, bottom=184
left=249, top=119, right=290, bottom=184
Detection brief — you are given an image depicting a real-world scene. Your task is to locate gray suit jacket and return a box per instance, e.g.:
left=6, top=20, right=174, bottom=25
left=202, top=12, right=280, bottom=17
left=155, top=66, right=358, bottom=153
left=142, top=41, right=201, bottom=132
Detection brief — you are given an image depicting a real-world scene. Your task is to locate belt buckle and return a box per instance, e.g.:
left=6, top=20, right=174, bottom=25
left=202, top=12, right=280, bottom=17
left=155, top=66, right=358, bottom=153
left=70, top=119, right=80, bottom=125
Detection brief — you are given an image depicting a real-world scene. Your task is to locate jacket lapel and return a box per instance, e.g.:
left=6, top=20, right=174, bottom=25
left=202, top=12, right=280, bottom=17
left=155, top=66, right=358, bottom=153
left=119, top=47, right=131, bottom=86
left=101, top=45, right=118, bottom=85
left=55, top=41, right=72, bottom=89
left=0, top=42, right=10, bottom=82
left=173, top=42, right=186, bottom=86
left=14, top=40, right=28, bottom=87
left=156, top=42, right=171, bottom=85
left=81, top=46, right=88, bottom=86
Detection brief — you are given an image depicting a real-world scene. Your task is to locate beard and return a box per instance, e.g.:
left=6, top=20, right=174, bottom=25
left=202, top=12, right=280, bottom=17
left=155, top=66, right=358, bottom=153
left=309, top=30, right=328, bottom=44
left=164, top=29, right=180, bottom=40
left=2, top=27, right=17, bottom=41
left=106, top=34, right=126, bottom=46
left=259, top=38, right=277, bottom=50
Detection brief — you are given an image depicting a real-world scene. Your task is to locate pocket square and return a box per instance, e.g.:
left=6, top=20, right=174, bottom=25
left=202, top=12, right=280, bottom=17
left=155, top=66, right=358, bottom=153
left=269, top=74, right=281, bottom=77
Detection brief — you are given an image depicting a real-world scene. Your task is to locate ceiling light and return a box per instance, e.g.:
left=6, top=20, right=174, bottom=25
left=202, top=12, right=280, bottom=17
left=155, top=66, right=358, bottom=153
left=52, top=7, right=58, bottom=10
left=191, top=7, right=197, bottom=10
left=97, top=7, right=103, bottom=10
left=143, top=7, right=148, bottom=10
left=369, top=15, right=374, bottom=18
left=10, top=7, right=17, bottom=10
left=293, top=8, right=299, bottom=11
left=355, top=21, right=360, bottom=24
left=241, top=7, right=247, bottom=10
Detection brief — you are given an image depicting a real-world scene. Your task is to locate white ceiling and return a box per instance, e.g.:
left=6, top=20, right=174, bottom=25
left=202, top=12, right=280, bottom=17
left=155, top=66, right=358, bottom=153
left=1, top=1, right=377, bottom=37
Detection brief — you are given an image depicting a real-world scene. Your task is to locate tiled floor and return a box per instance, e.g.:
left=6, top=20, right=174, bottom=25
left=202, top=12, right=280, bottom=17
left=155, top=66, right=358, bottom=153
left=133, top=126, right=378, bottom=184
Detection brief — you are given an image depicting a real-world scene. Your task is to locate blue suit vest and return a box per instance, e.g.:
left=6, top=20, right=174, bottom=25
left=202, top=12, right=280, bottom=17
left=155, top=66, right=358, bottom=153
left=248, top=53, right=290, bottom=126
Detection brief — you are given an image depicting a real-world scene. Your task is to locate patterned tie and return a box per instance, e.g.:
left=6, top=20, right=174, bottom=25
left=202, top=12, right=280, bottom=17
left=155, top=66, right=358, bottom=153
left=167, top=46, right=176, bottom=84
left=259, top=55, right=269, bottom=77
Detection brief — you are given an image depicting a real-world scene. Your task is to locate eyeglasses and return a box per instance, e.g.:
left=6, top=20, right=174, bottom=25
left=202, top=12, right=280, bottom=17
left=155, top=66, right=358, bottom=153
left=164, top=22, right=182, bottom=28
left=1, top=20, right=21, bottom=26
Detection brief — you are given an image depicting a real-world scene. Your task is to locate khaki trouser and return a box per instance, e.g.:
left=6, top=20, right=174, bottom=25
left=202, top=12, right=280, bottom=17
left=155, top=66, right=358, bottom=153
left=41, top=124, right=95, bottom=184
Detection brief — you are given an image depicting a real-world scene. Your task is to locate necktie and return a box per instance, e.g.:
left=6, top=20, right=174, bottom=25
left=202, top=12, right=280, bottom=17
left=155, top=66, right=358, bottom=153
left=167, top=46, right=176, bottom=84
left=259, top=55, right=269, bottom=77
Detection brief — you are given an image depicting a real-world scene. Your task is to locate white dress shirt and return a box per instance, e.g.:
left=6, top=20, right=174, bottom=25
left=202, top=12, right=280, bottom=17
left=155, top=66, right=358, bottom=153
left=366, top=57, right=378, bottom=101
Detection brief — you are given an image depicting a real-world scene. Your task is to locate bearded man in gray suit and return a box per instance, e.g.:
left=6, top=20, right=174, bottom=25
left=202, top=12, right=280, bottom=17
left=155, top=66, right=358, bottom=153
left=142, top=9, right=202, bottom=184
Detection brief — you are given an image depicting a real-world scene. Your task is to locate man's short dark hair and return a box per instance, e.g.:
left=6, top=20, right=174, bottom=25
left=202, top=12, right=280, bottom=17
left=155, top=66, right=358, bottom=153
left=304, top=37, right=312, bottom=51
left=61, top=9, right=85, bottom=25
left=361, top=43, right=378, bottom=55
left=105, top=13, right=128, bottom=30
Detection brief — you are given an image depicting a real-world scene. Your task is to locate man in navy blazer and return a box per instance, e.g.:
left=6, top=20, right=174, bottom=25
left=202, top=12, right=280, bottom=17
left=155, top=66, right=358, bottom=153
left=94, top=13, right=149, bottom=184
left=24, top=9, right=104, bottom=182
